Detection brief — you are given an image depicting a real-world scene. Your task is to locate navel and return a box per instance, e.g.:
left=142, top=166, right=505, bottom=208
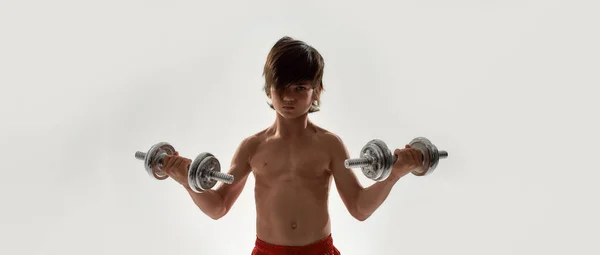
left=291, top=221, right=297, bottom=230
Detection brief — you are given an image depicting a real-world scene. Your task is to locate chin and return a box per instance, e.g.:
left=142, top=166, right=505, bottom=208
left=277, top=109, right=306, bottom=118
left=278, top=112, right=299, bottom=118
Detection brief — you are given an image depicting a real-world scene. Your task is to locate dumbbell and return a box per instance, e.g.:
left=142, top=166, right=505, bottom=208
left=344, top=137, right=448, bottom=181
left=134, top=142, right=234, bottom=193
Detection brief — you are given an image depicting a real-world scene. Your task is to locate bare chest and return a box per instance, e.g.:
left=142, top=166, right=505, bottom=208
left=250, top=138, right=331, bottom=181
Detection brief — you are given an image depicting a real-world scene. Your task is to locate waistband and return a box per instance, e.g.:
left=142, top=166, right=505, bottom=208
left=254, top=233, right=334, bottom=254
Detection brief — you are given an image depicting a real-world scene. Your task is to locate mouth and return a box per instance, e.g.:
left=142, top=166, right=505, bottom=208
left=283, top=106, right=295, bottom=109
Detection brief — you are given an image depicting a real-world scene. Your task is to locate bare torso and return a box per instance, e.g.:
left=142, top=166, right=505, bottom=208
left=249, top=125, right=334, bottom=246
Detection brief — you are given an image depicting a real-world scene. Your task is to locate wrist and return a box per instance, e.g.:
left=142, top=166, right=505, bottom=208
left=388, top=168, right=406, bottom=182
left=385, top=173, right=402, bottom=183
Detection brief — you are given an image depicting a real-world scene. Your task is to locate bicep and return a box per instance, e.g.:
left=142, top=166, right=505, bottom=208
left=215, top=137, right=255, bottom=211
left=329, top=136, right=364, bottom=211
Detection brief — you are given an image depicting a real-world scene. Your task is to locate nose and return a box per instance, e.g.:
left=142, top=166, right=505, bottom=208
left=283, top=98, right=295, bottom=105
left=282, top=93, right=295, bottom=103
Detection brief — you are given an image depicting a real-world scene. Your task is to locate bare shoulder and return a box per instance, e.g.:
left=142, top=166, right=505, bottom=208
left=244, top=131, right=264, bottom=147
left=233, top=130, right=265, bottom=162
left=315, top=127, right=348, bottom=156
left=313, top=127, right=352, bottom=173
left=241, top=131, right=264, bottom=147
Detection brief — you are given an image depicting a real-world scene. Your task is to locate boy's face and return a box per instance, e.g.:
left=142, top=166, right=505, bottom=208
left=270, top=81, right=318, bottom=118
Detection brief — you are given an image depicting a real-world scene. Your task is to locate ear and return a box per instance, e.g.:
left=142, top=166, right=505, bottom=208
left=313, top=85, right=322, bottom=100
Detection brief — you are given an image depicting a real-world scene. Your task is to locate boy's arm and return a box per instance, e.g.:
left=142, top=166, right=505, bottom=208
left=328, top=134, right=401, bottom=221
left=185, top=136, right=256, bottom=220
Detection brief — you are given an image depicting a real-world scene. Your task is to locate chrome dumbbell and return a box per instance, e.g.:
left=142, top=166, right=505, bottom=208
left=344, top=137, right=448, bottom=181
left=135, top=142, right=234, bottom=193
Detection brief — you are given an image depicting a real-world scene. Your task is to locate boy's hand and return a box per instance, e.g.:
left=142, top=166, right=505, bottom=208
left=162, top=151, right=193, bottom=189
left=390, top=145, right=423, bottom=180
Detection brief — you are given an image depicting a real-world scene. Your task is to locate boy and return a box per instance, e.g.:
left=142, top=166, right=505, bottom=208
left=161, top=36, right=423, bottom=255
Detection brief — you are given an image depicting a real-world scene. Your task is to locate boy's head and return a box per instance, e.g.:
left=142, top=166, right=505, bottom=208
left=263, top=36, right=325, bottom=115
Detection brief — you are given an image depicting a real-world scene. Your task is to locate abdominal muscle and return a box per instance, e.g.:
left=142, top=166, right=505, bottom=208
left=254, top=178, right=332, bottom=246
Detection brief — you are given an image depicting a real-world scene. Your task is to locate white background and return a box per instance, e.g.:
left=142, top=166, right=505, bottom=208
left=1, top=0, right=599, bottom=254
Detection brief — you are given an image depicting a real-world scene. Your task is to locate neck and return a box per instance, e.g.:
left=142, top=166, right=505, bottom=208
left=272, top=112, right=312, bottom=138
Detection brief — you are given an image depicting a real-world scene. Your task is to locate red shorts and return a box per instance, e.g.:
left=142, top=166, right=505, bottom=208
left=251, top=234, right=341, bottom=255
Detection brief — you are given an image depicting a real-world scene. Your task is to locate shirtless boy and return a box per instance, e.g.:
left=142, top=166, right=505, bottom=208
left=161, top=36, right=423, bottom=255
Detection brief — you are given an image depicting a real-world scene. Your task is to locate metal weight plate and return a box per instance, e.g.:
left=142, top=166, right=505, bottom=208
left=188, top=152, right=221, bottom=193
left=359, top=139, right=394, bottom=181
left=145, top=142, right=175, bottom=180
left=371, top=140, right=395, bottom=182
left=358, top=140, right=383, bottom=180
left=409, top=137, right=438, bottom=176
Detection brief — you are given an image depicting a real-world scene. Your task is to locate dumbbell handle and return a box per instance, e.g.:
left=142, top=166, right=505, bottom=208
left=135, top=151, right=168, bottom=167
left=135, top=151, right=149, bottom=160
left=202, top=170, right=234, bottom=184
left=135, top=151, right=234, bottom=184
left=344, top=150, right=449, bottom=169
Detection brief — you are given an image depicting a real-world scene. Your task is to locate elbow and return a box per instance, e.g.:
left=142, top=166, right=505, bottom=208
left=209, top=204, right=229, bottom=220
left=351, top=204, right=371, bottom=222
left=353, top=212, right=371, bottom=222
left=207, top=191, right=230, bottom=220
left=209, top=214, right=223, bottom=220
left=355, top=215, right=370, bottom=222
left=208, top=212, right=223, bottom=220
left=351, top=191, right=371, bottom=221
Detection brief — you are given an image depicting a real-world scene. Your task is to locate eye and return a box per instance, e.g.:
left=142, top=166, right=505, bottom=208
left=297, top=85, right=313, bottom=91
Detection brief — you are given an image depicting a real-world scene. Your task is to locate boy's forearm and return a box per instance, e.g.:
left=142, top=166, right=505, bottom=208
left=355, top=176, right=401, bottom=221
left=185, top=187, right=225, bottom=220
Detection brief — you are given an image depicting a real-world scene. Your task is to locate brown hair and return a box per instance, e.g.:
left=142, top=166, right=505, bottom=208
left=263, top=36, right=325, bottom=113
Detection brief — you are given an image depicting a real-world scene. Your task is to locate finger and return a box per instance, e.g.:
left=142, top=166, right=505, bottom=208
left=174, top=151, right=179, bottom=156
left=408, top=148, right=416, bottom=159
left=405, top=144, right=419, bottom=162
left=176, top=157, right=189, bottom=171
left=396, top=149, right=412, bottom=168
left=168, top=156, right=179, bottom=168
left=411, top=149, right=422, bottom=166
left=403, top=149, right=412, bottom=164
left=161, top=155, right=171, bottom=174
left=162, top=155, right=171, bottom=167
left=393, top=149, right=404, bottom=164
left=173, top=157, right=184, bottom=170
left=415, top=149, right=423, bottom=163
